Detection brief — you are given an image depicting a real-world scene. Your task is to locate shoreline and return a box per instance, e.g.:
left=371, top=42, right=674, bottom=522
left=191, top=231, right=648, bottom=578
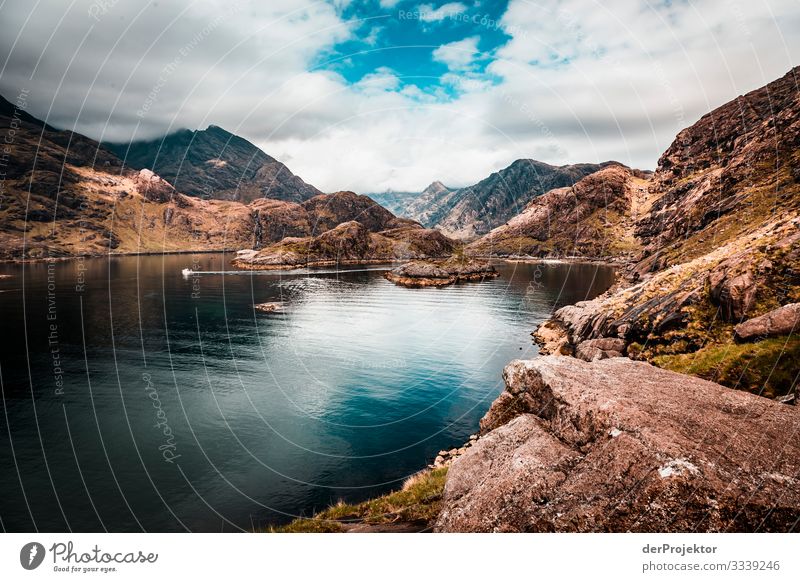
left=3, top=247, right=628, bottom=269
left=0, top=248, right=240, bottom=265
left=230, top=257, right=413, bottom=271
left=472, top=254, right=629, bottom=268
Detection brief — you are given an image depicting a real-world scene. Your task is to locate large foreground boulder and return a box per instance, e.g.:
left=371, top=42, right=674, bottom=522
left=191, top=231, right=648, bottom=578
left=436, top=356, right=800, bottom=532
left=734, top=303, right=800, bottom=341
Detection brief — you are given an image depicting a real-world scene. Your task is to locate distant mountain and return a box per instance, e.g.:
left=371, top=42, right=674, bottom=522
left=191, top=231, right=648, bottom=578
left=467, top=165, right=651, bottom=259
left=365, top=189, right=421, bottom=217
left=405, top=162, right=616, bottom=240
left=402, top=181, right=457, bottom=225
left=106, top=125, right=321, bottom=203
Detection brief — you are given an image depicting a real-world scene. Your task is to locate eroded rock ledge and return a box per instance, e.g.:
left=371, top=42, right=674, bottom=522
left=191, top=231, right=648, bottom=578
left=435, top=356, right=800, bottom=532
left=384, top=258, right=498, bottom=287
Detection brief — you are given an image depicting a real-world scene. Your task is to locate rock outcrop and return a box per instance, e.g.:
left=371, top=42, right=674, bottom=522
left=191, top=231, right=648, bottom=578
left=384, top=257, right=498, bottom=287
left=526, top=67, right=800, bottom=400
left=735, top=303, right=800, bottom=341
left=436, top=356, right=800, bottom=532
left=232, top=220, right=456, bottom=270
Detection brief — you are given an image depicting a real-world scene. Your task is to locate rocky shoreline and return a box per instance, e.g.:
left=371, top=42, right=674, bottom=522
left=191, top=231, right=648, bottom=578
left=275, top=67, right=800, bottom=533
left=0, top=248, right=240, bottom=264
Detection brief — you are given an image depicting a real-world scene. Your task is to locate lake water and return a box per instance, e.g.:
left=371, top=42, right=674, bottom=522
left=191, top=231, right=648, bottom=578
left=0, top=254, right=614, bottom=532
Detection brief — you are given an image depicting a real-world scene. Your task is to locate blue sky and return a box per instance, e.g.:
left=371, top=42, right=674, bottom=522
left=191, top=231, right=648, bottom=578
left=317, top=0, right=512, bottom=97
left=1, top=0, right=799, bottom=192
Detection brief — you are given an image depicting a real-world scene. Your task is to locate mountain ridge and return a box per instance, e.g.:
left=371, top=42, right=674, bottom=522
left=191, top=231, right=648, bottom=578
left=105, top=124, right=321, bottom=203
left=0, top=97, right=440, bottom=261
left=400, top=159, right=618, bottom=240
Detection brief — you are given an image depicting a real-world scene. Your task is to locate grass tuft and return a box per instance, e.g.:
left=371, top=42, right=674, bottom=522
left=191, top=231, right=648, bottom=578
left=269, top=467, right=449, bottom=533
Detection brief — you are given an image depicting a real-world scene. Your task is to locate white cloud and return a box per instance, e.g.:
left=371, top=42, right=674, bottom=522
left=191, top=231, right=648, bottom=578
left=433, top=36, right=480, bottom=71
left=1, top=0, right=798, bottom=195
left=362, top=25, right=383, bottom=46
left=415, top=2, right=468, bottom=23
left=355, top=67, right=401, bottom=93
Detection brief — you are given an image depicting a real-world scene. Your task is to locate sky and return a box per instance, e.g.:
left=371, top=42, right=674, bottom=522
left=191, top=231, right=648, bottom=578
left=0, top=0, right=798, bottom=193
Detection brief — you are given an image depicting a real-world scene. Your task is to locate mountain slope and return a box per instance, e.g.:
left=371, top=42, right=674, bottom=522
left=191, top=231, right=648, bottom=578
left=249, top=191, right=420, bottom=249
left=406, top=161, right=615, bottom=240
left=532, top=66, right=800, bottom=400
left=401, top=181, right=456, bottom=225
left=0, top=96, right=431, bottom=261
left=107, top=125, right=321, bottom=203
left=0, top=95, right=255, bottom=259
left=467, top=165, right=652, bottom=259
left=365, top=189, right=421, bottom=217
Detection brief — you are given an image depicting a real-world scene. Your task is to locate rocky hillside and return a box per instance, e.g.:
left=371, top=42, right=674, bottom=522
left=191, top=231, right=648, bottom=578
left=0, top=95, right=255, bottom=259
left=0, top=97, right=432, bottom=261
left=529, top=66, right=800, bottom=401
left=249, top=190, right=417, bottom=248
left=406, top=161, right=614, bottom=240
left=467, top=165, right=652, bottom=259
left=233, top=220, right=456, bottom=270
left=436, top=356, right=800, bottom=532
left=107, top=125, right=321, bottom=203
left=636, top=66, right=800, bottom=270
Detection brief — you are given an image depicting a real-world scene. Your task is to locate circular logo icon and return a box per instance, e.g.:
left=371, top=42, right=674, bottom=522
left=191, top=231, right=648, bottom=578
left=20, top=542, right=46, bottom=570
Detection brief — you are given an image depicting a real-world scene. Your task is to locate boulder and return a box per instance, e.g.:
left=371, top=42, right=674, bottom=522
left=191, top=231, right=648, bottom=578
left=436, top=356, right=800, bottom=532
left=734, top=303, right=800, bottom=341
left=531, top=319, right=572, bottom=356
left=574, top=337, right=626, bottom=361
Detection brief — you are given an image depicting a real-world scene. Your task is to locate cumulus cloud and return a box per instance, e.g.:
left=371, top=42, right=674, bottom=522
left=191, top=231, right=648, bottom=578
left=432, top=36, right=481, bottom=71
left=0, top=0, right=797, bottom=194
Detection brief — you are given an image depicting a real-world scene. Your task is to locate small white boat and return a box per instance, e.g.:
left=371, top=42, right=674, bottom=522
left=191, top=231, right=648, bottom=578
left=181, top=268, right=193, bottom=277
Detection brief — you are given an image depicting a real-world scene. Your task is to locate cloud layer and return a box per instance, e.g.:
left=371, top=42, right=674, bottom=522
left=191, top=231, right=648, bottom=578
left=1, top=0, right=797, bottom=193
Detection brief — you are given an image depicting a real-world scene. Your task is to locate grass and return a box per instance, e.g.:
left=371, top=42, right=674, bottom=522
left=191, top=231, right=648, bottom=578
left=269, top=467, right=449, bottom=533
left=653, top=335, right=800, bottom=399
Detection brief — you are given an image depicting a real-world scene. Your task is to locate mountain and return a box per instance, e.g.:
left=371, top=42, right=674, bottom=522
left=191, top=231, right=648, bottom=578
left=233, top=219, right=456, bottom=270
left=405, top=161, right=615, bottom=240
left=235, top=191, right=457, bottom=269
left=106, top=125, right=321, bottom=203
left=467, top=165, right=653, bottom=258
left=0, top=97, right=442, bottom=261
left=365, top=189, right=421, bottom=217
left=248, top=190, right=421, bottom=249
left=525, top=66, right=800, bottom=400
left=401, top=181, right=457, bottom=225
left=0, top=95, right=256, bottom=259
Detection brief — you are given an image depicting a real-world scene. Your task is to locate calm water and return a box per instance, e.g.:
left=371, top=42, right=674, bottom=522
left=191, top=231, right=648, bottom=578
left=0, top=254, right=614, bottom=532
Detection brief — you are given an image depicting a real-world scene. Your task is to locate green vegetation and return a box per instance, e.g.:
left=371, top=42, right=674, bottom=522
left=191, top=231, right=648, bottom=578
left=270, top=467, right=448, bottom=533
left=653, top=335, right=800, bottom=399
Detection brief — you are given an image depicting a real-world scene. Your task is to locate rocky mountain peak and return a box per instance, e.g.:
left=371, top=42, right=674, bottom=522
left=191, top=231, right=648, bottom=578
left=106, top=125, right=321, bottom=203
